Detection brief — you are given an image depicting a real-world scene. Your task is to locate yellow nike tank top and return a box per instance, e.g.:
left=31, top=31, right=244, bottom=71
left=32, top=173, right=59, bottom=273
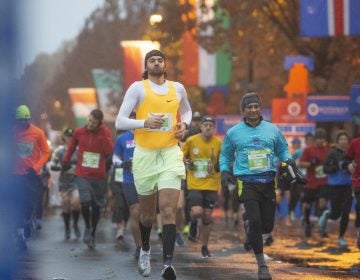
left=135, top=79, right=179, bottom=149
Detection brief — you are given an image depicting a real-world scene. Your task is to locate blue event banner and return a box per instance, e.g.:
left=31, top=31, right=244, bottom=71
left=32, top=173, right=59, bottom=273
left=306, top=95, right=351, bottom=121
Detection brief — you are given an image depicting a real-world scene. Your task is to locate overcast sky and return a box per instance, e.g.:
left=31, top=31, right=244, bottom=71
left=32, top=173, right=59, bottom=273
left=18, top=0, right=104, bottom=68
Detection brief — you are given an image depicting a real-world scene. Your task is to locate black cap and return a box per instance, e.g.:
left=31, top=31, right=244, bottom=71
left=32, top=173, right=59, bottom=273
left=241, top=92, right=261, bottom=112
left=201, top=115, right=215, bottom=124
left=193, top=111, right=201, bottom=121
left=63, top=128, right=74, bottom=137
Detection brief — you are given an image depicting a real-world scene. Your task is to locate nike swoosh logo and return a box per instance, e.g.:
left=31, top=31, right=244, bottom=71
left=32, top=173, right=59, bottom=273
left=166, top=100, right=173, bottom=103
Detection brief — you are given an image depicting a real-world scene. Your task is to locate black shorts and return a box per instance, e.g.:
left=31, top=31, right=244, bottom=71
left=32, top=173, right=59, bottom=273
left=187, top=190, right=217, bottom=210
left=122, top=182, right=139, bottom=206
left=302, top=188, right=320, bottom=204
left=59, top=173, right=76, bottom=192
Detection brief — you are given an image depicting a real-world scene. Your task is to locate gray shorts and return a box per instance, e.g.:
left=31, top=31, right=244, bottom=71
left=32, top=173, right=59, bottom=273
left=74, top=176, right=107, bottom=208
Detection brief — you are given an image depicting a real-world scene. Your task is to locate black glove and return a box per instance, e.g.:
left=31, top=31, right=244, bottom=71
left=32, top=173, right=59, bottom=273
left=62, top=161, right=72, bottom=172
left=221, top=171, right=236, bottom=189
left=185, top=159, right=194, bottom=170
left=214, top=161, right=220, bottom=172
left=309, top=157, right=320, bottom=167
left=121, top=160, right=132, bottom=171
left=339, top=158, right=352, bottom=171
left=279, top=159, right=307, bottom=185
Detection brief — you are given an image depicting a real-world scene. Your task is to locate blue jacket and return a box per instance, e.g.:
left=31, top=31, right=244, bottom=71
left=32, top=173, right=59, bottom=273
left=220, top=119, right=291, bottom=179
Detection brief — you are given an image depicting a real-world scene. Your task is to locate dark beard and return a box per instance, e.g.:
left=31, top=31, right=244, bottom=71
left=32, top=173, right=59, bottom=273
left=148, top=68, right=165, bottom=77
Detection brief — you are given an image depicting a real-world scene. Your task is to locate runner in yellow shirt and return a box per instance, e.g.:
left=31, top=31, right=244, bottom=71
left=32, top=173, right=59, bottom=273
left=181, top=116, right=222, bottom=258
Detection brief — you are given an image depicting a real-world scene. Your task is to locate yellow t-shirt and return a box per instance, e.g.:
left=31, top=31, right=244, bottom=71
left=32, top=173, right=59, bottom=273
left=182, top=134, right=222, bottom=191
left=135, top=79, right=179, bottom=149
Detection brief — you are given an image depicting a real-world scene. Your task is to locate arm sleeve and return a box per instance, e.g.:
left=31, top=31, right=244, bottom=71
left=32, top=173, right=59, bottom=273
left=33, top=131, right=51, bottom=173
left=115, top=82, right=146, bottom=130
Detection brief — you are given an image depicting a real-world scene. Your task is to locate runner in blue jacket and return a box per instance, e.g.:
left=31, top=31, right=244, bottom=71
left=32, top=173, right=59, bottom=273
left=220, top=92, right=292, bottom=280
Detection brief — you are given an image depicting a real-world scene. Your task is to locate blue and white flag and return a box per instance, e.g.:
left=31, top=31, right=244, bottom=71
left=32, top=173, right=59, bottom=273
left=300, top=0, right=360, bottom=37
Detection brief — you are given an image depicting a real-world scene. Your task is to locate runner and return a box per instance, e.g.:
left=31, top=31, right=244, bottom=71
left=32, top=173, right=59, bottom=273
left=52, top=128, right=81, bottom=240
left=181, top=115, right=222, bottom=257
left=299, top=128, right=329, bottom=238
left=319, top=132, right=352, bottom=247
left=220, top=92, right=295, bottom=280
left=115, top=49, right=192, bottom=279
left=13, top=105, right=51, bottom=250
left=63, top=109, right=113, bottom=249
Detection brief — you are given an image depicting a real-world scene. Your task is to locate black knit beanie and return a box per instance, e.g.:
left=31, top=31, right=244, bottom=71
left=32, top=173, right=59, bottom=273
left=241, top=92, right=261, bottom=112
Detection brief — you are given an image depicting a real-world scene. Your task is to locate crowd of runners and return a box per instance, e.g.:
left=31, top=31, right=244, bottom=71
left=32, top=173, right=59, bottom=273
left=13, top=50, right=360, bottom=280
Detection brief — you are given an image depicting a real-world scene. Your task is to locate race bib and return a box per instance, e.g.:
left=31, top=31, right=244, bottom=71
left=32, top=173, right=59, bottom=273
left=193, top=159, right=209, bottom=178
left=315, top=165, right=326, bottom=179
left=82, top=152, right=100, bottom=168
left=17, top=141, right=34, bottom=158
left=248, top=149, right=270, bottom=170
left=114, top=168, right=123, bottom=182
left=147, top=113, right=173, bottom=132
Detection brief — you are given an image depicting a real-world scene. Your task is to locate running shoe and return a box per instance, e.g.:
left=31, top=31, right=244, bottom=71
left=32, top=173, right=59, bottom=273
left=201, top=245, right=212, bottom=258
left=338, top=237, right=348, bottom=248
left=356, top=232, right=360, bottom=249
left=182, top=224, right=190, bottom=235
left=83, top=227, right=92, bottom=245
left=188, top=221, right=197, bottom=242
left=138, top=248, right=151, bottom=277
left=304, top=223, right=312, bottom=237
left=175, top=233, right=185, bottom=247
left=318, top=209, right=330, bottom=230
left=258, top=265, right=272, bottom=280
left=161, top=264, right=176, bottom=280
left=73, top=224, right=81, bottom=239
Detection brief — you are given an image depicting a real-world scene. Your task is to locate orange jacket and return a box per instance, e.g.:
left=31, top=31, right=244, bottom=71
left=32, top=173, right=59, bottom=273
left=14, top=123, right=51, bottom=175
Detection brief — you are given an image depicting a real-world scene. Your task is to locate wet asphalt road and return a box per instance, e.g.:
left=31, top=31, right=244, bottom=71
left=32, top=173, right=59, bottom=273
left=15, top=209, right=360, bottom=280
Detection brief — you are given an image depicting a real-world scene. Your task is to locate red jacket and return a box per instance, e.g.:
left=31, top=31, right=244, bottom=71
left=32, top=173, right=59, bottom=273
left=64, top=124, right=113, bottom=179
left=346, top=137, right=360, bottom=188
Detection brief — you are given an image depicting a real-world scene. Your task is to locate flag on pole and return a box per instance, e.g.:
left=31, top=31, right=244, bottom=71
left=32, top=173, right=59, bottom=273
left=92, top=69, right=123, bottom=123
left=300, top=0, right=360, bottom=37
left=68, top=88, right=98, bottom=127
left=181, top=0, right=232, bottom=87
left=120, top=41, right=160, bottom=89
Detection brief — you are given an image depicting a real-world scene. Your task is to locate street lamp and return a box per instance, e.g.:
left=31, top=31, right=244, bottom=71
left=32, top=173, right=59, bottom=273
left=149, top=14, right=163, bottom=25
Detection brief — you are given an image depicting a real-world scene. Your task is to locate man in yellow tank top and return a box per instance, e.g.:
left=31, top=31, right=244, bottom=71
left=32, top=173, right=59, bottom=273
left=181, top=116, right=222, bottom=258
left=115, top=49, right=192, bottom=280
